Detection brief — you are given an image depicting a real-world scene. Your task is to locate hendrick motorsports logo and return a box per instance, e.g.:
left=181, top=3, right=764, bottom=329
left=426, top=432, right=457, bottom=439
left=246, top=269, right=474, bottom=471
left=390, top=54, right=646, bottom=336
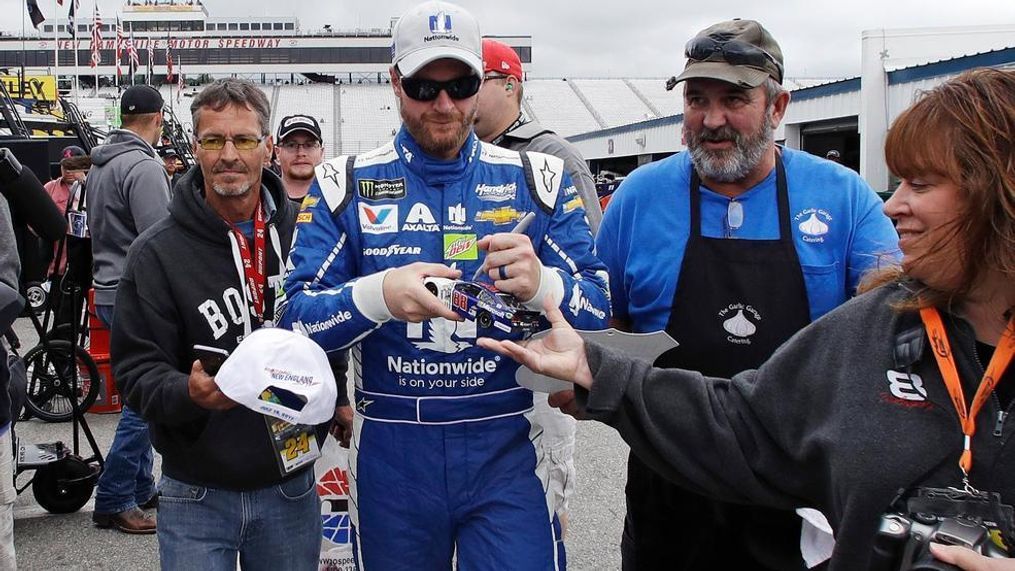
left=475, top=182, right=517, bottom=202
left=358, top=178, right=406, bottom=201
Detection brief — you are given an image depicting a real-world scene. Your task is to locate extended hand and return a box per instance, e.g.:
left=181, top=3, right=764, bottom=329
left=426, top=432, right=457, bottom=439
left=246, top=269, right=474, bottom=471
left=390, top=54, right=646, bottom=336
left=476, top=233, right=541, bottom=301
left=477, top=298, right=593, bottom=390
left=189, top=360, right=237, bottom=411
left=382, top=262, right=462, bottom=322
left=330, top=405, right=354, bottom=448
left=929, top=544, right=1015, bottom=570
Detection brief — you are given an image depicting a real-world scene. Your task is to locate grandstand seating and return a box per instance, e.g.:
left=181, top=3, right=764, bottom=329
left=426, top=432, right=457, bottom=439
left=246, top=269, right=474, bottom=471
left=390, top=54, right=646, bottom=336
left=337, top=84, right=400, bottom=155
left=625, top=79, right=682, bottom=118
left=520, top=79, right=601, bottom=138
left=70, top=77, right=687, bottom=155
left=570, top=79, right=656, bottom=128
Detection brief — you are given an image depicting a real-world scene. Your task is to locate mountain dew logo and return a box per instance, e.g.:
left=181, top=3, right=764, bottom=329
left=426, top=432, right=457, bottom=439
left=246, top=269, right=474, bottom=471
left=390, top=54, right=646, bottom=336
left=443, top=233, right=478, bottom=260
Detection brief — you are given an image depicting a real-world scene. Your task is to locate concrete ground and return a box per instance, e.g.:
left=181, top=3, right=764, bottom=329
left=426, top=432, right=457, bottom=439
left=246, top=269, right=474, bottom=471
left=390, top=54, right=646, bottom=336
left=10, top=318, right=629, bottom=570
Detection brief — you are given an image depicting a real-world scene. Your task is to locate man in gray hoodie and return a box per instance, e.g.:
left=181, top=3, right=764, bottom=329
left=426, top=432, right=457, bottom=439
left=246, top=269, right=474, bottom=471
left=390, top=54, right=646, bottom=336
left=88, top=84, right=170, bottom=534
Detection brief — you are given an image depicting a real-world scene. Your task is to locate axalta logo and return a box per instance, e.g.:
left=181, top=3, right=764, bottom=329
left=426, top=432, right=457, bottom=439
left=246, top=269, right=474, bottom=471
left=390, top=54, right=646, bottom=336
left=292, top=311, right=354, bottom=335
left=718, top=303, right=761, bottom=345
left=363, top=245, right=422, bottom=257
left=403, top=203, right=439, bottom=232
left=794, top=209, right=833, bottom=243
left=475, top=182, right=516, bottom=202
left=358, top=204, right=398, bottom=234
left=885, top=370, right=928, bottom=402
left=567, top=283, right=606, bottom=320
left=387, top=355, right=498, bottom=376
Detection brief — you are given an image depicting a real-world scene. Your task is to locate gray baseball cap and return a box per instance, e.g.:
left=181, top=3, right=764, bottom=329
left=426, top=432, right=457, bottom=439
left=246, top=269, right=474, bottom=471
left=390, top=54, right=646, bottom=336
left=674, top=19, right=784, bottom=88
left=391, top=1, right=482, bottom=78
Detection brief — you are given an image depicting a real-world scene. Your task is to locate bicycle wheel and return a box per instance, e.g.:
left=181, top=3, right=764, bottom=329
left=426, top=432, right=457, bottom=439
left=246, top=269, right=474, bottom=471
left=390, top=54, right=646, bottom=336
left=23, top=341, right=101, bottom=423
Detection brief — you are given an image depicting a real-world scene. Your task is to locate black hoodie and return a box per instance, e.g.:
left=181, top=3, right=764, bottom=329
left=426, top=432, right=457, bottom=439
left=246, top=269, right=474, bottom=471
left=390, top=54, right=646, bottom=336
left=111, top=165, right=324, bottom=490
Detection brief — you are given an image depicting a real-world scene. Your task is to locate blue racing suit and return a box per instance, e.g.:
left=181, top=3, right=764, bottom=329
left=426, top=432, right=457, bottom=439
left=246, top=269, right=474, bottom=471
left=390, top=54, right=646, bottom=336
left=280, top=128, right=610, bottom=570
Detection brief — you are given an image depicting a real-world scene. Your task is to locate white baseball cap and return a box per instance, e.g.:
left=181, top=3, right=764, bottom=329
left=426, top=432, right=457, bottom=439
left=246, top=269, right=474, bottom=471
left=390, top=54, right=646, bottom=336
left=214, top=328, right=338, bottom=425
left=392, top=1, right=482, bottom=78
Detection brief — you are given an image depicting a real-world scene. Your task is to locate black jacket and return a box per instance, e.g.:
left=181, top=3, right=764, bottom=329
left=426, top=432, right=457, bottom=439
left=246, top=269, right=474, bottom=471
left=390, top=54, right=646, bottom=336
left=112, top=166, right=323, bottom=490
left=580, top=283, right=1015, bottom=570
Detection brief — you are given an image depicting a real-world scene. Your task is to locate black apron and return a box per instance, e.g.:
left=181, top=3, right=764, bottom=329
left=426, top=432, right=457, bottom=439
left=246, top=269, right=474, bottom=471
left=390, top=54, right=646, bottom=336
left=622, top=157, right=813, bottom=571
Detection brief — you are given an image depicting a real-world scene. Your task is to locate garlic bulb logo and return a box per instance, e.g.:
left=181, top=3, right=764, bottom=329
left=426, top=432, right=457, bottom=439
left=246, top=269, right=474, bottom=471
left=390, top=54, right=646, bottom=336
left=798, top=212, right=829, bottom=236
left=723, top=310, right=757, bottom=338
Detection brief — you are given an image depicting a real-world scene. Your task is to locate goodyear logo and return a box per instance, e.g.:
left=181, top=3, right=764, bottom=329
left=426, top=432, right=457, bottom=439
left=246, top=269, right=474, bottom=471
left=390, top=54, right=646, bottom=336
left=358, top=178, right=407, bottom=201
left=296, top=212, right=313, bottom=224
left=563, top=196, right=584, bottom=214
left=476, top=206, right=524, bottom=225
left=443, top=233, right=478, bottom=261
left=299, top=195, right=320, bottom=211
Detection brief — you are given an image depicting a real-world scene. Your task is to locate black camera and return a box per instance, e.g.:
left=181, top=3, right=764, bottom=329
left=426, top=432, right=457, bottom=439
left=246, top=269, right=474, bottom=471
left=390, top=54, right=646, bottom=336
left=871, top=487, right=1013, bottom=571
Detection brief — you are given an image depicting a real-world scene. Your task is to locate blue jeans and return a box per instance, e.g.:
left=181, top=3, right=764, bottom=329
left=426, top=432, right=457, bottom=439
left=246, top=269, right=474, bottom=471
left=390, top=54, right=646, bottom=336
left=158, top=470, right=322, bottom=570
left=93, top=304, right=156, bottom=514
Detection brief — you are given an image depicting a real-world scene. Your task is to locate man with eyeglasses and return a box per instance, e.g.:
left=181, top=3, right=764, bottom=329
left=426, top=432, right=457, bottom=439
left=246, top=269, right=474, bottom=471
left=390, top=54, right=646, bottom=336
left=111, top=78, right=323, bottom=568
left=276, top=114, right=325, bottom=202
left=88, top=84, right=171, bottom=535
left=593, top=19, right=899, bottom=570
left=280, top=1, right=609, bottom=568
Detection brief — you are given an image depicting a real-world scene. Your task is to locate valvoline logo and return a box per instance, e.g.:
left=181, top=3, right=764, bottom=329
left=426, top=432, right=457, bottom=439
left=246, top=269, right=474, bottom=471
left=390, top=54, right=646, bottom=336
left=318, top=467, right=352, bottom=545
left=358, top=203, right=398, bottom=234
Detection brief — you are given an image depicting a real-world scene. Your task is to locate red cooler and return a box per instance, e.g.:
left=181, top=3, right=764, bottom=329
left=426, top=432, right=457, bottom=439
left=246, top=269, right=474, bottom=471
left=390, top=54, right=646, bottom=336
left=87, top=291, right=122, bottom=414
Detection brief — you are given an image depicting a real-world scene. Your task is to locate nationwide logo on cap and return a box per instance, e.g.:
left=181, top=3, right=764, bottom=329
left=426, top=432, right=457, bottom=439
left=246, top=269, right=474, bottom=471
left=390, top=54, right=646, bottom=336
left=430, top=11, right=451, bottom=34
left=425, top=10, right=459, bottom=43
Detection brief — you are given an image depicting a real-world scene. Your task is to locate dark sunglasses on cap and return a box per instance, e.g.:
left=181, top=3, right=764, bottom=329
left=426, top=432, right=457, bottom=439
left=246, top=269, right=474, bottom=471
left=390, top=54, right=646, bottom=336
left=400, top=75, right=482, bottom=102
left=685, top=36, right=783, bottom=82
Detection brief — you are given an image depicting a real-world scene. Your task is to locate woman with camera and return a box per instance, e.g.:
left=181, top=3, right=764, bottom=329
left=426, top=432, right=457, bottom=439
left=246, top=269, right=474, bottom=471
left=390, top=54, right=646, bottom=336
left=479, top=68, right=1015, bottom=571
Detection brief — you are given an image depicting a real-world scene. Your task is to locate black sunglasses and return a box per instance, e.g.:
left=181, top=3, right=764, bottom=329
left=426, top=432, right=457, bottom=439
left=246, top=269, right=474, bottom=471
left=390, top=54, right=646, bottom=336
left=685, top=36, right=783, bottom=82
left=400, top=75, right=482, bottom=102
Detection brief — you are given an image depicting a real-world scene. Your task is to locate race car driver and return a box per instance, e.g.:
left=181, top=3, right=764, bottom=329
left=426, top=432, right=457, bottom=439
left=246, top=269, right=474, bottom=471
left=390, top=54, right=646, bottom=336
left=278, top=2, right=610, bottom=569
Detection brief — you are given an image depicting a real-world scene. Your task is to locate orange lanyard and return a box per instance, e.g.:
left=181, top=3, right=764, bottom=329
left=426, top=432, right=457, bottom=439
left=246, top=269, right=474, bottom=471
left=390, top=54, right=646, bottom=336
left=920, top=307, right=1015, bottom=482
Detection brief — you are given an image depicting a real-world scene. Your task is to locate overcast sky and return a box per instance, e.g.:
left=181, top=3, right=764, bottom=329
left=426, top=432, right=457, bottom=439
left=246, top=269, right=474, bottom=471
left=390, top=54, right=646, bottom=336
left=4, top=0, right=1015, bottom=79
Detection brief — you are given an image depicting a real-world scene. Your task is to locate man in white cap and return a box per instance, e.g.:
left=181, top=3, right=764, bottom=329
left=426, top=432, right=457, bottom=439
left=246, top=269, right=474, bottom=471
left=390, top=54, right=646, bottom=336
left=280, top=1, right=609, bottom=568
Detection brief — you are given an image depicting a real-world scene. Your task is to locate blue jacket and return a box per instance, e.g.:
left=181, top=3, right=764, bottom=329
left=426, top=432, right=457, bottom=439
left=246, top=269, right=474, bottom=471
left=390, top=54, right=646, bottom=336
left=597, top=148, right=901, bottom=331
left=280, top=128, right=609, bottom=408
